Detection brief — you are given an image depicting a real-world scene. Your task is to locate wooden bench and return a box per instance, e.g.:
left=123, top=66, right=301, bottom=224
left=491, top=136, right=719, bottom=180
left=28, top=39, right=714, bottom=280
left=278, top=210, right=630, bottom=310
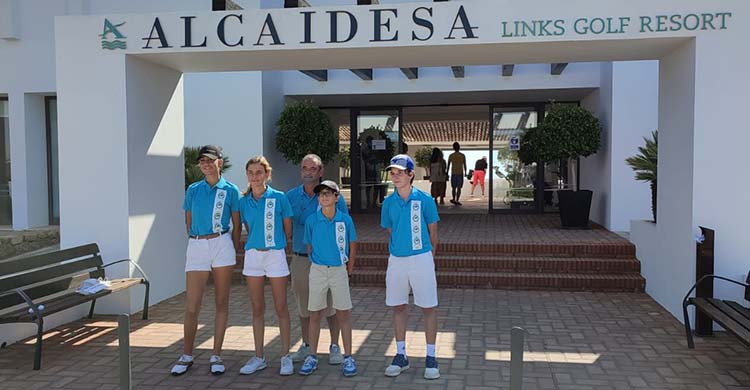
left=682, top=272, right=750, bottom=349
left=0, top=243, right=150, bottom=370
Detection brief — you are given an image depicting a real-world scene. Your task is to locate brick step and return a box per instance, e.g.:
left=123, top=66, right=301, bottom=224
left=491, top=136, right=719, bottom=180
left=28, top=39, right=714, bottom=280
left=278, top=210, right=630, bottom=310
left=356, top=241, right=636, bottom=258
left=354, top=254, right=641, bottom=274
left=350, top=270, right=646, bottom=293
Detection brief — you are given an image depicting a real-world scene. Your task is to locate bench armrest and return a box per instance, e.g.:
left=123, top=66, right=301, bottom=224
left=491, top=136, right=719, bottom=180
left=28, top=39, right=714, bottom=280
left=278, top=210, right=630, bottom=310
left=14, top=288, right=44, bottom=320
left=99, top=259, right=150, bottom=284
left=682, top=274, right=750, bottom=306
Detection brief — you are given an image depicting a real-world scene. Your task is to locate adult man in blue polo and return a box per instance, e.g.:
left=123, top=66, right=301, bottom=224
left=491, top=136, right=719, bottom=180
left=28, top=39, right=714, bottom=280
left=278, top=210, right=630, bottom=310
left=380, top=154, right=441, bottom=380
left=286, top=154, right=347, bottom=365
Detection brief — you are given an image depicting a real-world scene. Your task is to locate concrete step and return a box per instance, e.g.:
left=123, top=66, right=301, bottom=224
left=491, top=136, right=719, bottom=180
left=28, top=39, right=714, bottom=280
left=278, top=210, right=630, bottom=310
left=350, top=269, right=646, bottom=292
left=356, top=241, right=636, bottom=258
left=354, top=254, right=641, bottom=274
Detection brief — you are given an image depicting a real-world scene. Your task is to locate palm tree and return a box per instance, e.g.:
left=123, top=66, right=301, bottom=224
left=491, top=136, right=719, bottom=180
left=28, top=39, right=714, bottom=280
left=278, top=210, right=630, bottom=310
left=625, top=130, right=657, bottom=222
left=184, top=146, right=232, bottom=189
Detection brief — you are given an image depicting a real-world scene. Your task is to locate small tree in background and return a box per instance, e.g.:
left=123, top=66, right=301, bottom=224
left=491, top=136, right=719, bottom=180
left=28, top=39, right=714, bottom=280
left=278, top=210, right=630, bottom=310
left=276, top=101, right=338, bottom=164
left=414, top=146, right=433, bottom=177
left=184, top=146, right=232, bottom=189
left=625, top=130, right=658, bottom=222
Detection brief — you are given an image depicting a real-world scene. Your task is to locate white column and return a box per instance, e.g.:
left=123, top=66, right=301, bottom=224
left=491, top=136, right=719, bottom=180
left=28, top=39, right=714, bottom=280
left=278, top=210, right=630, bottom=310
left=8, top=92, right=49, bottom=230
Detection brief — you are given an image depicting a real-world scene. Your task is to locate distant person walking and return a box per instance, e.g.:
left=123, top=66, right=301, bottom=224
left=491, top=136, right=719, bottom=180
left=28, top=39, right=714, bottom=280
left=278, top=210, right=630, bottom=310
left=446, top=142, right=467, bottom=206
left=429, top=148, right=447, bottom=205
left=470, top=156, right=488, bottom=197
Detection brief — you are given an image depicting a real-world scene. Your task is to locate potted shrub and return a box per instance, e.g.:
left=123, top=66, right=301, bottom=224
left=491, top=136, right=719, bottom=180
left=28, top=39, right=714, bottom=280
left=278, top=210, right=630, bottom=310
left=519, top=103, right=601, bottom=228
left=184, top=146, right=231, bottom=189
left=276, top=100, right=338, bottom=165
left=414, top=146, right=433, bottom=180
left=625, top=130, right=658, bottom=222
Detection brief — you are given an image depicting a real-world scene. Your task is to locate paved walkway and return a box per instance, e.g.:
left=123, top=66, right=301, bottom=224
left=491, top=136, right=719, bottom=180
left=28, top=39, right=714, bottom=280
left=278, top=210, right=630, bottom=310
left=2, top=286, right=749, bottom=390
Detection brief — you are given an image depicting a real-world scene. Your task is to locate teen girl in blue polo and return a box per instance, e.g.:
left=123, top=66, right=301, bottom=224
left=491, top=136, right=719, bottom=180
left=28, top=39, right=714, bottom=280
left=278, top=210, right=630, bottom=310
left=172, top=145, right=241, bottom=376
left=380, top=154, right=441, bottom=380
left=238, top=156, right=295, bottom=376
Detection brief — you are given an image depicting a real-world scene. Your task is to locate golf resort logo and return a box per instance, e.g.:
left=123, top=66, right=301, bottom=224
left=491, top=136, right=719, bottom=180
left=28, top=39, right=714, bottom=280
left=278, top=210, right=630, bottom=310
left=100, top=19, right=126, bottom=50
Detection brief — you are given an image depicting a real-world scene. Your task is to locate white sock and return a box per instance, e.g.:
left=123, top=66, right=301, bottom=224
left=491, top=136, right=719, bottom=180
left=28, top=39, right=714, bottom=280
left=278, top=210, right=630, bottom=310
left=181, top=354, right=194, bottom=362
left=426, top=344, right=436, bottom=357
left=396, top=341, right=406, bottom=356
left=210, top=355, right=220, bottom=363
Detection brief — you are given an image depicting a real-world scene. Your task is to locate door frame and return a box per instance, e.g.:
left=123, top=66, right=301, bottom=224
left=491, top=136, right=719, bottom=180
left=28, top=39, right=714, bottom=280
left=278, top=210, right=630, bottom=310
left=349, top=107, right=403, bottom=213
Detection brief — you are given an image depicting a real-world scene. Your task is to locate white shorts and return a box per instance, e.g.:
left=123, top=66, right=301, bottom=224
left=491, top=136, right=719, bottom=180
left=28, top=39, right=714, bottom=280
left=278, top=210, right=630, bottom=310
left=385, top=251, right=438, bottom=308
left=243, top=249, right=290, bottom=278
left=185, top=234, right=236, bottom=272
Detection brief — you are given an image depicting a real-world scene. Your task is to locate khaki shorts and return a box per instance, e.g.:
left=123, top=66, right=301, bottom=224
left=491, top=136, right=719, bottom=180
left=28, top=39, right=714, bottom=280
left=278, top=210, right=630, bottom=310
left=290, top=254, right=335, bottom=318
left=309, top=263, right=352, bottom=312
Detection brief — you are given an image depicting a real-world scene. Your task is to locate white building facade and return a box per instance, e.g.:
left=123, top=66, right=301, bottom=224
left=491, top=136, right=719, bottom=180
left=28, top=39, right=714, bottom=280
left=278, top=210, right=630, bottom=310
left=2, top=0, right=746, bottom=344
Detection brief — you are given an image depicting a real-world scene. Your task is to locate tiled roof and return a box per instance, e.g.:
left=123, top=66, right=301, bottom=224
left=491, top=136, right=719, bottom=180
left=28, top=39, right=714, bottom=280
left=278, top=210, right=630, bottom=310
left=338, top=120, right=521, bottom=144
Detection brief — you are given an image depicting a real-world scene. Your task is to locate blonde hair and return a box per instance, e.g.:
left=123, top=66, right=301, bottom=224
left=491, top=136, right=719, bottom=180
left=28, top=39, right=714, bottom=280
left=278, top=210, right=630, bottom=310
left=244, top=156, right=273, bottom=195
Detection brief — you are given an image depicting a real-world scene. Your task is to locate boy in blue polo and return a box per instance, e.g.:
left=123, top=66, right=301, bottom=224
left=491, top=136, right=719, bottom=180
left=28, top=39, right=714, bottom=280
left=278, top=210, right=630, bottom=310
left=299, top=180, right=358, bottom=377
left=381, top=154, right=441, bottom=380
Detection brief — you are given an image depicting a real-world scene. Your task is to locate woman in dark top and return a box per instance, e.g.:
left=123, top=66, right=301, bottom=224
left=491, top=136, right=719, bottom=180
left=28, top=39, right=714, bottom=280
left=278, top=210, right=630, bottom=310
left=471, top=156, right=488, bottom=197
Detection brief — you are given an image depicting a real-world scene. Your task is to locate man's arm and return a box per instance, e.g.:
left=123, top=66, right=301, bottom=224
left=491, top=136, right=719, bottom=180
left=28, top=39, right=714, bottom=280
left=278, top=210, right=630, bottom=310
left=428, top=223, right=438, bottom=257
left=347, top=242, right=358, bottom=275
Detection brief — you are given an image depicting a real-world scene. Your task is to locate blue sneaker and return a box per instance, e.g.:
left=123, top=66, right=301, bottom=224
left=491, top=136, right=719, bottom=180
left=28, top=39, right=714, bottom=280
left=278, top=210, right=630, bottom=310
left=384, top=353, right=409, bottom=377
left=298, top=355, right=318, bottom=376
left=342, top=356, right=357, bottom=377
left=424, top=356, right=440, bottom=379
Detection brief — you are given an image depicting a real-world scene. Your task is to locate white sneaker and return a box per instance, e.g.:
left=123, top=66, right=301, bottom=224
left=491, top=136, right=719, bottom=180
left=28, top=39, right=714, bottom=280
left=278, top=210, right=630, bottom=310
left=290, top=343, right=311, bottom=363
left=328, top=344, right=343, bottom=365
left=209, top=355, right=225, bottom=376
left=239, top=356, right=267, bottom=375
left=170, top=354, right=193, bottom=376
left=280, top=355, right=294, bottom=376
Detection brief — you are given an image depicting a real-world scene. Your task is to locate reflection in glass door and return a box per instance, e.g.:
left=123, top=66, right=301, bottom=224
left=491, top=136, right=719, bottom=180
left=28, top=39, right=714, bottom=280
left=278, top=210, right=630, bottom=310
left=490, top=107, right=539, bottom=211
left=350, top=109, right=401, bottom=213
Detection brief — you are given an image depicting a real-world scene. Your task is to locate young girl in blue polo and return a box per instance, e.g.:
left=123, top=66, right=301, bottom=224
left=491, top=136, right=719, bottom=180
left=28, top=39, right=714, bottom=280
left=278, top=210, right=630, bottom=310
left=380, top=154, right=441, bottom=380
left=172, top=145, right=241, bottom=376
left=298, top=180, right=358, bottom=377
left=238, top=156, right=295, bottom=376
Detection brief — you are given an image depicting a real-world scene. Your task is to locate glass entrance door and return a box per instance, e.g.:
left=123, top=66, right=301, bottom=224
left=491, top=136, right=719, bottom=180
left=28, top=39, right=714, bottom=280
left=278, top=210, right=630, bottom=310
left=350, top=109, right=401, bottom=213
left=489, top=106, right=541, bottom=212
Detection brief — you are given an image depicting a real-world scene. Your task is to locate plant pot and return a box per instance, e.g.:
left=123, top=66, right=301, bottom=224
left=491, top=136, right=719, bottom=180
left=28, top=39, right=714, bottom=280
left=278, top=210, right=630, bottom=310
left=423, top=176, right=431, bottom=180
left=558, top=190, right=593, bottom=229
left=341, top=176, right=351, bottom=185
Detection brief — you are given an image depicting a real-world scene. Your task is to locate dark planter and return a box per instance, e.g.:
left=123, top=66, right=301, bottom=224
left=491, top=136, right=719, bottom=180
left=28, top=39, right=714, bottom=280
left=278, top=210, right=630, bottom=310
left=558, top=190, right=593, bottom=229
left=341, top=176, right=351, bottom=185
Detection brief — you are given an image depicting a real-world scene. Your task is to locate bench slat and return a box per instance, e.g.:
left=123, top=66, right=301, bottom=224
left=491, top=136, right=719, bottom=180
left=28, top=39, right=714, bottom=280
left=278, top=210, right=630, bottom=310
left=0, top=273, right=101, bottom=311
left=694, top=298, right=750, bottom=346
left=0, top=278, right=143, bottom=324
left=0, top=244, right=100, bottom=275
left=0, top=256, right=103, bottom=293
left=724, top=301, right=750, bottom=322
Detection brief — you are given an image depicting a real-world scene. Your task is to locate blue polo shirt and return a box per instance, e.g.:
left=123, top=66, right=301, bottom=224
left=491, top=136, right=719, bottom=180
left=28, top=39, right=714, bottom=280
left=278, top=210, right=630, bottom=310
left=239, top=186, right=293, bottom=250
left=303, top=209, right=357, bottom=266
left=183, top=177, right=241, bottom=236
left=287, top=184, right=348, bottom=254
left=380, top=187, right=440, bottom=257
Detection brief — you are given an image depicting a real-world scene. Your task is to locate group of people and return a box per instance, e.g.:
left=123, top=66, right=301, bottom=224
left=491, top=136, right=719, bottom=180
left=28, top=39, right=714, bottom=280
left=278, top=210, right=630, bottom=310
left=173, top=145, right=441, bottom=380
left=429, top=142, right=488, bottom=206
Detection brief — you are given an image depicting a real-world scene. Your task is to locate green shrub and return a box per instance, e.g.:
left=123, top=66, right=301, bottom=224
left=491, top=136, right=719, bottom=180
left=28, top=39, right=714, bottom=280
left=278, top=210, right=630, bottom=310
left=276, top=101, right=338, bottom=165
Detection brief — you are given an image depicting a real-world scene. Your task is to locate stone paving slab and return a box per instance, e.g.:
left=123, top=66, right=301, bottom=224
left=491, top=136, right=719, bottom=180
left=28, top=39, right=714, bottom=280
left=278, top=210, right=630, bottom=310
left=1, top=286, right=749, bottom=390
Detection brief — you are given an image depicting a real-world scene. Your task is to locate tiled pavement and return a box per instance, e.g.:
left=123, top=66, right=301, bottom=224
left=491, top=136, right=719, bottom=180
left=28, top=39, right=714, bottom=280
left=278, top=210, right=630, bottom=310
left=2, top=285, right=750, bottom=390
